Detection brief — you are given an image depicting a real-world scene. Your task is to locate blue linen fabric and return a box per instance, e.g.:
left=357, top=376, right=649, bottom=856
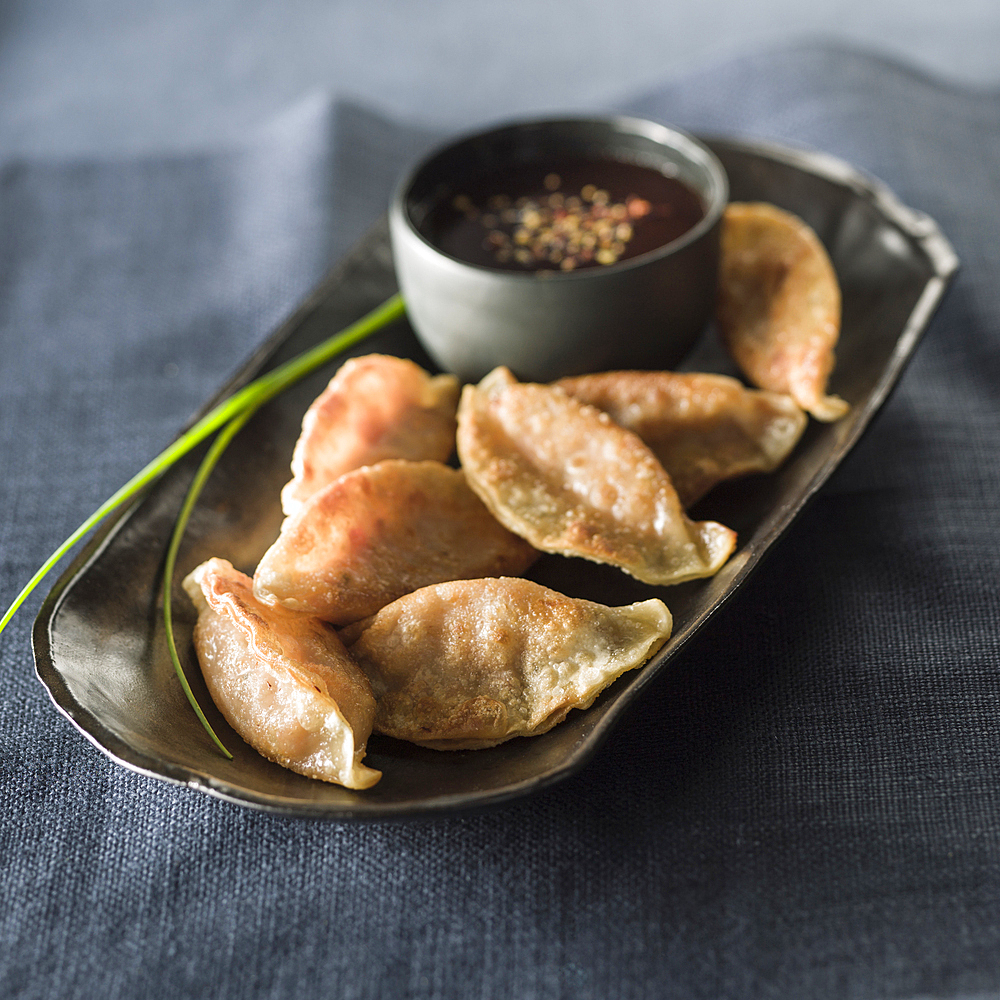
left=2, top=42, right=1000, bottom=1000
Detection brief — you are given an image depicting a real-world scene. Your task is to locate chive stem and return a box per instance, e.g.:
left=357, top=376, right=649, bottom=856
left=162, top=404, right=262, bottom=758
left=0, top=292, right=405, bottom=637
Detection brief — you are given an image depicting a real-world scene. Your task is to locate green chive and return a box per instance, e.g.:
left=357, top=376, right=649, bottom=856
left=0, top=292, right=405, bottom=637
left=161, top=404, right=263, bottom=758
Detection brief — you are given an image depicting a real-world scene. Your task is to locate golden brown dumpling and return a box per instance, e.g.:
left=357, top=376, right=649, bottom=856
left=554, top=370, right=807, bottom=506
left=183, top=558, right=380, bottom=789
left=456, top=367, right=736, bottom=586
left=255, top=460, right=538, bottom=626
left=280, top=354, right=460, bottom=515
left=717, top=202, right=849, bottom=422
left=340, top=577, right=672, bottom=749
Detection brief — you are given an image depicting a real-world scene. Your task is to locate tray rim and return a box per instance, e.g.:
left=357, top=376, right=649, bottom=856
left=32, top=135, right=960, bottom=820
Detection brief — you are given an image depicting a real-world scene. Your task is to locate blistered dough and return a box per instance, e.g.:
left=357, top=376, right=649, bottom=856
left=183, top=558, right=380, bottom=789
left=281, top=354, right=460, bottom=515
left=255, top=460, right=537, bottom=625
left=717, top=202, right=849, bottom=421
left=554, top=370, right=806, bottom=506
left=340, top=577, right=672, bottom=749
left=457, top=367, right=736, bottom=585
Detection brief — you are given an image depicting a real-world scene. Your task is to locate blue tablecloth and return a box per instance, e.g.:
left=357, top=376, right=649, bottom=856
left=3, top=42, right=1000, bottom=1000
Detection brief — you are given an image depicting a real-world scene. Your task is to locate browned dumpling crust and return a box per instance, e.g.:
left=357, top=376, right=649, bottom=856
left=554, top=370, right=807, bottom=506
left=717, top=202, right=849, bottom=422
left=183, top=558, right=381, bottom=789
left=255, top=460, right=538, bottom=626
left=280, top=354, right=460, bottom=515
left=340, top=577, right=672, bottom=750
left=456, top=367, right=736, bottom=586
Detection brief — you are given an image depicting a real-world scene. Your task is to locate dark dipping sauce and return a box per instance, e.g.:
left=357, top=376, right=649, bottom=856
left=420, top=156, right=705, bottom=274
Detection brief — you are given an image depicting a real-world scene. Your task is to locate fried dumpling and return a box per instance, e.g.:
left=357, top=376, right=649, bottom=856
left=554, top=370, right=807, bottom=506
left=183, top=558, right=380, bottom=789
left=457, top=367, right=736, bottom=585
left=717, top=202, right=849, bottom=422
left=340, top=577, right=672, bottom=749
left=255, top=460, right=538, bottom=626
left=280, top=354, right=460, bottom=515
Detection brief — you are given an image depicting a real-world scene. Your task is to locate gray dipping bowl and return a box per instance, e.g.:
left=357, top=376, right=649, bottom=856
left=389, top=115, right=728, bottom=383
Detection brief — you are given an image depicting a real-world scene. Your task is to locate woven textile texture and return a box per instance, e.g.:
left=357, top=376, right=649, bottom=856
left=2, top=43, right=1000, bottom=1000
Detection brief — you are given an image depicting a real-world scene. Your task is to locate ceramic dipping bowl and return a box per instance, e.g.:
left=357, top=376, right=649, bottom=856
left=389, top=115, right=728, bottom=383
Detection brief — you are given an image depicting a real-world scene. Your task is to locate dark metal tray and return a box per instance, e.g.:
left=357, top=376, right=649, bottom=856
left=33, top=137, right=958, bottom=820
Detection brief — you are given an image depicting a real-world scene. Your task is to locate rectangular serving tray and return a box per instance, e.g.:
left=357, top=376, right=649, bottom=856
left=33, top=136, right=958, bottom=819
